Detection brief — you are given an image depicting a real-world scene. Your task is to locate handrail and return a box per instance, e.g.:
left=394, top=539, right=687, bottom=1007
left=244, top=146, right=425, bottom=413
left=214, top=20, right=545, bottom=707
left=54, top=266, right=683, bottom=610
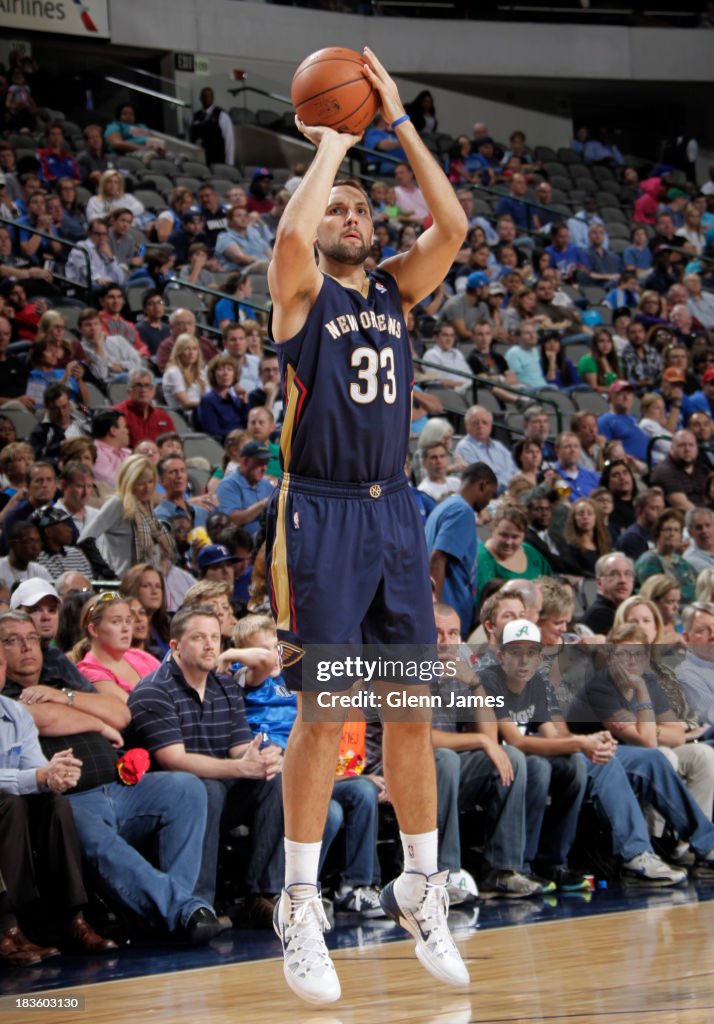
left=0, top=216, right=93, bottom=305
left=414, top=353, right=563, bottom=432
left=164, top=277, right=271, bottom=319
left=104, top=77, right=188, bottom=109
left=226, top=84, right=292, bottom=108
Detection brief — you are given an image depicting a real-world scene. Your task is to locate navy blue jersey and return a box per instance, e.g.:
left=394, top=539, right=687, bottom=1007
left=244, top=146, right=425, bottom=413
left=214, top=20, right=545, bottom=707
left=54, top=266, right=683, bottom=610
left=274, top=268, right=412, bottom=482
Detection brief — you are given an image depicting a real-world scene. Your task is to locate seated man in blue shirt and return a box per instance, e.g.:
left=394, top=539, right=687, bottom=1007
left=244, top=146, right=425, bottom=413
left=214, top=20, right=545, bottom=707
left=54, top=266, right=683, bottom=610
left=425, top=463, right=498, bottom=636
left=598, top=381, right=650, bottom=462
left=15, top=191, right=62, bottom=267
left=495, top=173, right=539, bottom=232
left=0, top=692, right=116, bottom=962
left=553, top=432, right=600, bottom=501
left=545, top=223, right=587, bottom=283
left=363, top=114, right=407, bottom=177
left=582, top=223, right=622, bottom=285
left=216, top=440, right=274, bottom=537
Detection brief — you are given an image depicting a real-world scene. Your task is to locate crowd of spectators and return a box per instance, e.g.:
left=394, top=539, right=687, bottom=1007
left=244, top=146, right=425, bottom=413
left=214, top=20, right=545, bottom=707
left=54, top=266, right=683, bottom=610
left=2, top=65, right=714, bottom=970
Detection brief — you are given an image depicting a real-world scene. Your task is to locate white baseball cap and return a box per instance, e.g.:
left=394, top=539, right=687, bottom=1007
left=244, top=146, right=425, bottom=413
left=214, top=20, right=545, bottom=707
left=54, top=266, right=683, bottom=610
left=501, top=619, right=541, bottom=647
left=10, top=579, right=60, bottom=609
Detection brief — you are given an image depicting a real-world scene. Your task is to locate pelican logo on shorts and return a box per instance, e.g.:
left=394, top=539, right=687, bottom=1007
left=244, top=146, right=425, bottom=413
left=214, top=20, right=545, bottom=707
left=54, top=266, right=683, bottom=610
left=277, top=641, right=305, bottom=668
left=369, top=484, right=382, bottom=499
left=516, top=625, right=530, bottom=637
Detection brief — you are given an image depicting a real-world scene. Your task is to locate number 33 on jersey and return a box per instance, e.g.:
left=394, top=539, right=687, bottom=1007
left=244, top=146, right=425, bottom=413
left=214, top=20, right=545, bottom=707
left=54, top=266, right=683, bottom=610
left=273, top=269, right=413, bottom=483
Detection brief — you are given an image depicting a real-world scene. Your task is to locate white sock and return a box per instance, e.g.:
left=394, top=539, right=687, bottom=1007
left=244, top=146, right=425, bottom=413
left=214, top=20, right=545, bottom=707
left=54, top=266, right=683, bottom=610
left=284, top=838, right=322, bottom=890
left=400, top=829, right=439, bottom=877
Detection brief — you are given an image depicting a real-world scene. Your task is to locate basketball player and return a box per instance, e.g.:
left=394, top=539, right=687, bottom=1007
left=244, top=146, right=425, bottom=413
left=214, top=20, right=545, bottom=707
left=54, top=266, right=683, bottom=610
left=268, top=49, right=471, bottom=1005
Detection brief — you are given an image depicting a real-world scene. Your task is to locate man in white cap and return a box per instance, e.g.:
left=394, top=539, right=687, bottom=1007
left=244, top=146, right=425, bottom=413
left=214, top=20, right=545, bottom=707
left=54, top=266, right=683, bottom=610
left=10, top=579, right=87, bottom=692
left=479, top=619, right=609, bottom=891
left=9, top=580, right=128, bottom=720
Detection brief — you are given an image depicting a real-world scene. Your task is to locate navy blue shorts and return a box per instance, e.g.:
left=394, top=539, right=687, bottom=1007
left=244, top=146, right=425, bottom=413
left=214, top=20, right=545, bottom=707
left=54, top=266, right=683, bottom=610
left=265, top=471, right=436, bottom=690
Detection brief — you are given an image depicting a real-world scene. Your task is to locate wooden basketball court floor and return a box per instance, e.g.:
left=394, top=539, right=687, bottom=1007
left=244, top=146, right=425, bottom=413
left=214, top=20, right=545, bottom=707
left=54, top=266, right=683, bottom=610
left=2, top=889, right=714, bottom=1024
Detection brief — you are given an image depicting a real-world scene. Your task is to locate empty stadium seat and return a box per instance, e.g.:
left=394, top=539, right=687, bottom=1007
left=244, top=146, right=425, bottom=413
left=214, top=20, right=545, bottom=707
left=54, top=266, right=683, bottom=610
left=182, top=432, right=225, bottom=466
left=181, top=160, right=210, bottom=179
left=133, top=189, right=168, bottom=212
left=210, top=163, right=241, bottom=181
left=605, top=222, right=630, bottom=239
left=116, top=155, right=145, bottom=175
left=174, top=176, right=203, bottom=193
left=572, top=390, right=608, bottom=415
left=145, top=157, right=180, bottom=177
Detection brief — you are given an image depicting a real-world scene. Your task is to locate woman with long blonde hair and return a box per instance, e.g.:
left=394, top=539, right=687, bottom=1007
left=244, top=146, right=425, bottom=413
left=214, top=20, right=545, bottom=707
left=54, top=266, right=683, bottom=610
left=78, top=453, right=174, bottom=578
left=161, top=333, right=208, bottom=413
left=85, top=169, right=146, bottom=221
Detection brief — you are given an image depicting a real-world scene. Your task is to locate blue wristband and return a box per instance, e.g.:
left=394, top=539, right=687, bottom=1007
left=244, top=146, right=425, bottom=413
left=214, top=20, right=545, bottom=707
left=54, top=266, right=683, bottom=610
left=391, top=114, right=410, bottom=130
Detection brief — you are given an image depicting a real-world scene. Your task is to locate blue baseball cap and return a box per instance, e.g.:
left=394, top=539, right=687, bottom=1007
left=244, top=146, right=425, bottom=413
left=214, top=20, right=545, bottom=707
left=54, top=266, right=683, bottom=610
left=197, top=544, right=238, bottom=572
left=466, top=271, right=490, bottom=290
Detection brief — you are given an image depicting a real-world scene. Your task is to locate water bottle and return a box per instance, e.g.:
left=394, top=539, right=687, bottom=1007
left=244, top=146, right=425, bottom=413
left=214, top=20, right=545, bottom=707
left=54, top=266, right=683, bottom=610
left=259, top=728, right=271, bottom=750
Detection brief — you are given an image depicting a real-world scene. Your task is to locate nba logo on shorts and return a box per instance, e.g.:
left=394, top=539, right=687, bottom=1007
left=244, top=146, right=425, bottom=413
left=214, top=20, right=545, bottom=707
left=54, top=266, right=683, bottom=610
left=293, top=511, right=300, bottom=530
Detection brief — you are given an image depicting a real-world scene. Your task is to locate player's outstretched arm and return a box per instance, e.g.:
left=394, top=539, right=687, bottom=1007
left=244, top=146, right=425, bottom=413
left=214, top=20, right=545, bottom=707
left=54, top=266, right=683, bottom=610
left=362, top=48, right=467, bottom=309
left=269, top=122, right=362, bottom=341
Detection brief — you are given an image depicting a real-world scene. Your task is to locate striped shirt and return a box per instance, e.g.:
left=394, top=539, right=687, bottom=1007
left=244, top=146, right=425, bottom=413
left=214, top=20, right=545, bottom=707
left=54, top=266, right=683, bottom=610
left=37, top=546, right=93, bottom=581
left=127, top=657, right=252, bottom=757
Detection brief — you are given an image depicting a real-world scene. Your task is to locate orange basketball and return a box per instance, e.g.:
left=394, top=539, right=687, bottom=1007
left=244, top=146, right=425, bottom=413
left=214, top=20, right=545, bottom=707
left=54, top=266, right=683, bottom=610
left=291, top=46, right=379, bottom=135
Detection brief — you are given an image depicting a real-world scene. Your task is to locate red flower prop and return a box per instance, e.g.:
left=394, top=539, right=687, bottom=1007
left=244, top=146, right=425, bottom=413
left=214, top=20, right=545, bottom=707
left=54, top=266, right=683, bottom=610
left=116, top=748, right=150, bottom=785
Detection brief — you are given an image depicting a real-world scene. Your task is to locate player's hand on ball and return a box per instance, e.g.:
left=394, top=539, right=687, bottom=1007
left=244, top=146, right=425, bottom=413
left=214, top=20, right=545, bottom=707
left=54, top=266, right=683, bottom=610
left=294, top=117, right=363, bottom=149
left=362, top=48, right=405, bottom=125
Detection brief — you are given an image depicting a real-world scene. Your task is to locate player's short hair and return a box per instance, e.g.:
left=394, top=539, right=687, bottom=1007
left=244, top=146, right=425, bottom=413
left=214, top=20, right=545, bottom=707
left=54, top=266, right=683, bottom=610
left=332, top=177, right=371, bottom=207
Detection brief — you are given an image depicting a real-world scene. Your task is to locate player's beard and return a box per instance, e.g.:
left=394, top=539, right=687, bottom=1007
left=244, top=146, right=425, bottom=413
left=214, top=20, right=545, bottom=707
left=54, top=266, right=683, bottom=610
left=319, top=238, right=371, bottom=266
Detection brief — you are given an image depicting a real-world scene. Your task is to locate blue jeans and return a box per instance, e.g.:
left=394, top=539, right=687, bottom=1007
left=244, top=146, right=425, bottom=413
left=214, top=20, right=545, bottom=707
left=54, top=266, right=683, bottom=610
left=584, top=755, right=653, bottom=861
left=436, top=744, right=528, bottom=873
left=67, top=772, right=210, bottom=932
left=321, top=776, right=380, bottom=887
left=616, top=745, right=714, bottom=855
left=197, top=775, right=284, bottom=904
left=525, top=754, right=588, bottom=871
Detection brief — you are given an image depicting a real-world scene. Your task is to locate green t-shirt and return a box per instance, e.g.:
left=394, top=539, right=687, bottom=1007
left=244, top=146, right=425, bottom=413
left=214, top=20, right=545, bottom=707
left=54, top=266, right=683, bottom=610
left=577, top=354, right=617, bottom=386
left=476, top=540, right=552, bottom=595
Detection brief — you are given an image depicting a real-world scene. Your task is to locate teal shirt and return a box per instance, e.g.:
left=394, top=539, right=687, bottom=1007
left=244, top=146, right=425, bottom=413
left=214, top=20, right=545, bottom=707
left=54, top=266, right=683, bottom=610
left=476, top=540, right=552, bottom=594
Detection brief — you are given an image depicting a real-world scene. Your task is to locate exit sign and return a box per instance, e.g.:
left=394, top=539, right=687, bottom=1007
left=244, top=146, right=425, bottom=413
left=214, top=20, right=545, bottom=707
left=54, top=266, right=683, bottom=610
left=174, top=53, right=194, bottom=73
